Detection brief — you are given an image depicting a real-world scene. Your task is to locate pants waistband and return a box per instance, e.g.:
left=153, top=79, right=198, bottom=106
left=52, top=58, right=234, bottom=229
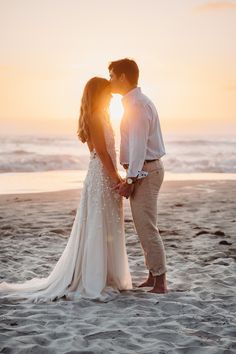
left=123, top=159, right=160, bottom=169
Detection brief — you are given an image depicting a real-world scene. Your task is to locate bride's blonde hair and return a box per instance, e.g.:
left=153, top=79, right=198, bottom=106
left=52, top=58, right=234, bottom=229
left=77, top=77, right=110, bottom=143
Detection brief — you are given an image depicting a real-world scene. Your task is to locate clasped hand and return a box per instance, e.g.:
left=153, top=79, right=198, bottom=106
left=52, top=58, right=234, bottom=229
left=112, top=180, right=134, bottom=199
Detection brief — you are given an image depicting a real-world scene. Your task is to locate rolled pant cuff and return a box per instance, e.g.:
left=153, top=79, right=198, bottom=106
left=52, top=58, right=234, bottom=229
left=150, top=267, right=167, bottom=277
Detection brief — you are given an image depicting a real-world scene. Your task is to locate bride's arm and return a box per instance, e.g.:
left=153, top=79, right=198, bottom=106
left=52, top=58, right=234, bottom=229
left=89, top=113, right=121, bottom=184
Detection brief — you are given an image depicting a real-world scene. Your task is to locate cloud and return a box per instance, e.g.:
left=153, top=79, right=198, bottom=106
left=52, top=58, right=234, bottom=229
left=195, top=1, right=236, bottom=12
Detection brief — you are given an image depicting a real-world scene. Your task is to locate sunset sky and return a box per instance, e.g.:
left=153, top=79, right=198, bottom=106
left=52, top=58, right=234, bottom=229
left=0, top=0, right=236, bottom=136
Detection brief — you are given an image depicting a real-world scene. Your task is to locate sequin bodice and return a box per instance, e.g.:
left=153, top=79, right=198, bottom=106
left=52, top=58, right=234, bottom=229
left=88, top=118, right=116, bottom=170
left=84, top=118, right=118, bottom=196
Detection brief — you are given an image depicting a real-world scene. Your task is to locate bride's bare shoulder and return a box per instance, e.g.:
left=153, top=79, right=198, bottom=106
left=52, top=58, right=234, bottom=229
left=89, top=110, right=106, bottom=124
left=88, top=111, right=110, bottom=136
left=87, top=111, right=107, bottom=153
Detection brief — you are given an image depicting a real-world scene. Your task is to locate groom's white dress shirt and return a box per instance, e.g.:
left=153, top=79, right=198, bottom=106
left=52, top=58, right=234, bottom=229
left=120, top=87, right=166, bottom=178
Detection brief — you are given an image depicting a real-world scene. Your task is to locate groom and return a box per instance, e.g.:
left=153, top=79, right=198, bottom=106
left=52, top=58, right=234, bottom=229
left=109, top=58, right=167, bottom=293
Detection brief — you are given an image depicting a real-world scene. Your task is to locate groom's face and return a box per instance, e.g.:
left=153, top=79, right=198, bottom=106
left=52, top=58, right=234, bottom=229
left=109, top=69, right=123, bottom=94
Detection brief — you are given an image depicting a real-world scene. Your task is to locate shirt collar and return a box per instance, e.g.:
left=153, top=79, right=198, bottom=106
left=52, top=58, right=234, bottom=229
left=122, top=87, right=141, bottom=106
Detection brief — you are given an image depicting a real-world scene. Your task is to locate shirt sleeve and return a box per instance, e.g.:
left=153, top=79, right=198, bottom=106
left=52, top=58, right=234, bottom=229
left=126, top=103, right=150, bottom=178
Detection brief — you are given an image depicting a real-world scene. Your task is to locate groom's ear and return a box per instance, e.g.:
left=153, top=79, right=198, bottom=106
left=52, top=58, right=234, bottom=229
left=119, top=73, right=126, bottom=82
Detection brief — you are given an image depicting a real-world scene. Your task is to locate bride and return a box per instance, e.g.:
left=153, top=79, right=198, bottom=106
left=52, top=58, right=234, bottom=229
left=0, top=77, right=132, bottom=302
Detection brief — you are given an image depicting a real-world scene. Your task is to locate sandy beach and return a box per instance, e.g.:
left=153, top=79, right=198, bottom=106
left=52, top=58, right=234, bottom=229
left=0, top=180, right=235, bottom=354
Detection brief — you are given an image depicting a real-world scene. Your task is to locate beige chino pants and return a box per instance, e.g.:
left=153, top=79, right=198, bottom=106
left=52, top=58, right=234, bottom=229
left=129, top=159, right=167, bottom=276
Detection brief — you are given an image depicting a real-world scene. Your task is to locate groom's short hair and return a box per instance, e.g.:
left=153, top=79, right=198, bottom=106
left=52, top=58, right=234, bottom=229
left=108, top=58, right=139, bottom=85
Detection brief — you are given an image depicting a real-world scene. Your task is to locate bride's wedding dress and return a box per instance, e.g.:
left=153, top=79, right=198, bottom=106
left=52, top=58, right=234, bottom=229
left=0, top=119, right=132, bottom=302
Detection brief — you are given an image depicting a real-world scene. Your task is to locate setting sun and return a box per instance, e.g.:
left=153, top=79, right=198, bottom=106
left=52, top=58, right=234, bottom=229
left=109, top=94, right=124, bottom=127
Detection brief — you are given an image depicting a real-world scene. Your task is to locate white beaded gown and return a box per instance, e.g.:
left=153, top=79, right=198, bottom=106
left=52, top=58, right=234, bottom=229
left=0, top=118, right=132, bottom=302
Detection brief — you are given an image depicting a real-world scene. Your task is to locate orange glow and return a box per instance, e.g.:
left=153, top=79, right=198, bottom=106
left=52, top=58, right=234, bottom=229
left=109, top=95, right=124, bottom=127
left=0, top=1, right=235, bottom=136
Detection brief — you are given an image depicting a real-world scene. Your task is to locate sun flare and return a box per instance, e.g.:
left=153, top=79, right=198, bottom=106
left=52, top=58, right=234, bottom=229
left=109, top=94, right=124, bottom=126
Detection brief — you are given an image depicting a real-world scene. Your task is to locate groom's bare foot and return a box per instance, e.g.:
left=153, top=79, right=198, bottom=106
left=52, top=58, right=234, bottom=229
left=138, top=279, right=154, bottom=287
left=148, top=273, right=168, bottom=293
left=138, top=271, right=154, bottom=288
left=148, top=287, right=168, bottom=294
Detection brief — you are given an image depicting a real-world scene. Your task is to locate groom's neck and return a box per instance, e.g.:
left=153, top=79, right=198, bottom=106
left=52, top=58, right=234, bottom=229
left=121, top=84, right=137, bottom=96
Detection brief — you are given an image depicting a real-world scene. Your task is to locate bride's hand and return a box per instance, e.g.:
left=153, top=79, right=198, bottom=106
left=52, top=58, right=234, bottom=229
left=112, top=175, right=123, bottom=191
left=115, top=173, right=124, bottom=184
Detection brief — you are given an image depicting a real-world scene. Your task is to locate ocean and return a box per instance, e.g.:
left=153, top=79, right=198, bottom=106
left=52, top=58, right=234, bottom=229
left=0, top=134, right=235, bottom=194
left=1, top=134, right=236, bottom=174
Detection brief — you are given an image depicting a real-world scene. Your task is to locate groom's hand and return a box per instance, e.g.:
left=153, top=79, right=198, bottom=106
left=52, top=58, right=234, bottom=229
left=118, top=182, right=134, bottom=198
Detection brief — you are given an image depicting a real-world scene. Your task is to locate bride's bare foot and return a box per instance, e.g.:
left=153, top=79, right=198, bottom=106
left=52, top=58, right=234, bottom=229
left=138, top=271, right=154, bottom=288
left=147, top=273, right=168, bottom=293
